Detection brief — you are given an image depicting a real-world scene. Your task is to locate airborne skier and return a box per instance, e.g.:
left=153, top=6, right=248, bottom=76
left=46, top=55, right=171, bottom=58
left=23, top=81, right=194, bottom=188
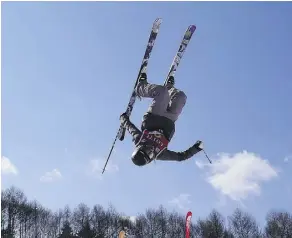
left=101, top=21, right=208, bottom=174
left=120, top=73, right=203, bottom=166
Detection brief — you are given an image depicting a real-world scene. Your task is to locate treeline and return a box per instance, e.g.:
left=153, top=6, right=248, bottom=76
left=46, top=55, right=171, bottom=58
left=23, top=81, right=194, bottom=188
left=1, top=186, right=292, bottom=238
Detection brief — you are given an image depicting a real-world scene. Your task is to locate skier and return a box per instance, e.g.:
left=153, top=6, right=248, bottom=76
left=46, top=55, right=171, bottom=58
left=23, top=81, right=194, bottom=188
left=120, top=72, right=204, bottom=166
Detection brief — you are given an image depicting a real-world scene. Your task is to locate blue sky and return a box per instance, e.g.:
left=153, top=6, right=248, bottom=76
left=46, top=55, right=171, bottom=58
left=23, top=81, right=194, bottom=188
left=2, top=2, right=292, bottom=225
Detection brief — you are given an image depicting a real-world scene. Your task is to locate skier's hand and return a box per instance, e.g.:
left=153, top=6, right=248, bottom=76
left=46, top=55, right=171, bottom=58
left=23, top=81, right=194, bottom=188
left=120, top=112, right=129, bottom=126
left=194, top=140, right=203, bottom=151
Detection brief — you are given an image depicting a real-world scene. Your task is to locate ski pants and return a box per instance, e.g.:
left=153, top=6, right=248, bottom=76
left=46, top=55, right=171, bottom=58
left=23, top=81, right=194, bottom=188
left=136, top=81, right=187, bottom=122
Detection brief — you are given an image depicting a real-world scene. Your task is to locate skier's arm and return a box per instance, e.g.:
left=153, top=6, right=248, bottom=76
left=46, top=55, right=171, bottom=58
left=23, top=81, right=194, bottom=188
left=120, top=113, right=142, bottom=145
left=157, top=141, right=203, bottom=162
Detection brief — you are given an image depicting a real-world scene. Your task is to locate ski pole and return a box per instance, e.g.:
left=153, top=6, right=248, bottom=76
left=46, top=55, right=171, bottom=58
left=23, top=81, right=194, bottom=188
left=102, top=132, right=119, bottom=174
left=202, top=149, right=212, bottom=164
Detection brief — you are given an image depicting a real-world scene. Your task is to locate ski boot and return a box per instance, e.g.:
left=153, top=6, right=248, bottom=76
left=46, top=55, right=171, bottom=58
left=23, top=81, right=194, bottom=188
left=166, top=76, right=175, bottom=89
left=135, top=72, right=148, bottom=100
left=138, top=72, right=148, bottom=84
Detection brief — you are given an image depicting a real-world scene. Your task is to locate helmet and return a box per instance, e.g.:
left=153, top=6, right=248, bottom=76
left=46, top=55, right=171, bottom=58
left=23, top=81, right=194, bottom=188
left=131, top=145, right=154, bottom=166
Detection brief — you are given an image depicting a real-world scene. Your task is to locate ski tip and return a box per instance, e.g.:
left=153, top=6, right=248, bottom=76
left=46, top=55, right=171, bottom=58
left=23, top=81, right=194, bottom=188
left=188, top=25, right=196, bottom=32
left=152, top=18, right=162, bottom=33
left=154, top=18, right=163, bottom=26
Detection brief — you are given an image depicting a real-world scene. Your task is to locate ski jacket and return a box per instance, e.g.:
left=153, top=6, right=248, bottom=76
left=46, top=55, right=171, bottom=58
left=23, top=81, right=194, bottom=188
left=121, top=114, right=202, bottom=162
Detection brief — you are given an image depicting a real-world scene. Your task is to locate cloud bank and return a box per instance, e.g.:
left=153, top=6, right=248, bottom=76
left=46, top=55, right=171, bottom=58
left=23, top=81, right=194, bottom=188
left=196, top=151, right=278, bottom=201
left=40, top=169, right=62, bottom=182
left=284, top=155, right=291, bottom=163
left=1, top=156, right=18, bottom=175
left=169, top=193, right=191, bottom=210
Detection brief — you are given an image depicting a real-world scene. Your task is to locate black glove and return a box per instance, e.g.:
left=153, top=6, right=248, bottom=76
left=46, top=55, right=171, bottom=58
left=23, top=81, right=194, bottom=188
left=177, top=140, right=204, bottom=161
left=194, top=140, right=203, bottom=151
left=120, top=112, right=129, bottom=127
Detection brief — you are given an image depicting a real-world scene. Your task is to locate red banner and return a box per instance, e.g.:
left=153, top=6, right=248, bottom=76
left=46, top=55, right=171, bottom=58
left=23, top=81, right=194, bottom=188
left=185, top=211, right=192, bottom=238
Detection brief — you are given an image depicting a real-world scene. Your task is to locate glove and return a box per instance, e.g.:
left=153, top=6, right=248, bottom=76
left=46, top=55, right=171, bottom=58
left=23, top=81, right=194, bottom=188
left=178, top=140, right=204, bottom=161
left=120, top=112, right=129, bottom=127
left=194, top=140, right=203, bottom=151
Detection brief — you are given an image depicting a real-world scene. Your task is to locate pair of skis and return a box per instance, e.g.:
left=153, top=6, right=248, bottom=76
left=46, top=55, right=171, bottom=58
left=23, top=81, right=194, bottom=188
left=102, top=18, right=197, bottom=174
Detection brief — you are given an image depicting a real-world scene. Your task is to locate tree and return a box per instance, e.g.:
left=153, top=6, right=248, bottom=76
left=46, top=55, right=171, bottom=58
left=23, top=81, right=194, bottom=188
left=72, top=203, right=90, bottom=234
left=166, top=211, right=185, bottom=237
left=145, top=208, right=160, bottom=237
left=116, top=215, right=134, bottom=236
left=1, top=186, right=27, bottom=238
left=58, top=220, right=74, bottom=238
left=77, top=220, right=95, bottom=238
left=2, top=185, right=292, bottom=238
left=228, top=208, right=262, bottom=238
left=63, top=205, right=72, bottom=224
left=106, top=203, right=120, bottom=236
left=90, top=204, right=108, bottom=238
left=193, top=210, right=227, bottom=238
left=132, top=214, right=148, bottom=238
left=38, top=206, right=53, bottom=238
left=155, top=205, right=168, bottom=238
left=265, top=211, right=292, bottom=238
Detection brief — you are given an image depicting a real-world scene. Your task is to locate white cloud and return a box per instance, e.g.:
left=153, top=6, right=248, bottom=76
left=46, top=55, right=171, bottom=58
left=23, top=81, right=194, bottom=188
left=169, top=193, right=191, bottom=210
left=196, top=150, right=278, bottom=201
left=88, top=158, right=119, bottom=179
left=284, top=155, right=291, bottom=163
left=1, top=156, right=18, bottom=175
left=40, top=169, right=62, bottom=182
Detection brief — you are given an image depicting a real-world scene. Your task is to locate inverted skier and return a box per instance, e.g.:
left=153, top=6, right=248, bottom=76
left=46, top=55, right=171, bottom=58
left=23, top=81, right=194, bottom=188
left=120, top=72, right=204, bottom=166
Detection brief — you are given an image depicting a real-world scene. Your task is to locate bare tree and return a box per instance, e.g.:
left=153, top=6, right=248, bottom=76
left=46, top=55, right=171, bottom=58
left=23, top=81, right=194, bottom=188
left=106, top=203, right=121, bottom=237
left=48, top=211, right=63, bottom=238
left=193, top=210, right=227, bottom=238
left=265, top=211, right=292, bottom=238
left=132, top=214, right=148, bottom=238
left=58, top=220, right=74, bottom=238
left=166, top=211, right=185, bottom=238
left=4, top=185, right=292, bottom=238
left=72, top=203, right=90, bottom=234
left=228, top=208, right=262, bottom=238
left=154, top=205, right=168, bottom=238
left=90, top=204, right=108, bottom=237
left=78, top=219, right=95, bottom=238
left=1, top=190, right=8, bottom=235
left=52, top=208, right=64, bottom=237
left=38, top=206, right=53, bottom=237
left=145, top=208, right=161, bottom=237
left=55, top=205, right=74, bottom=238
left=116, top=215, right=134, bottom=235
left=63, top=205, right=72, bottom=224
left=1, top=186, right=27, bottom=237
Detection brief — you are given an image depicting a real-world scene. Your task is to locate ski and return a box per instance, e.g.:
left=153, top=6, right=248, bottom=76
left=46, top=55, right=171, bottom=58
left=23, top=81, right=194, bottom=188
left=102, top=18, right=162, bottom=174
left=164, top=25, right=196, bottom=86
left=118, top=18, right=162, bottom=141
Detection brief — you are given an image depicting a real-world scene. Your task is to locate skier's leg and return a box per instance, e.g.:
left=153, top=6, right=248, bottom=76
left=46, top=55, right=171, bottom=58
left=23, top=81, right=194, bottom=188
left=136, top=80, right=170, bottom=117
left=165, top=87, right=187, bottom=122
